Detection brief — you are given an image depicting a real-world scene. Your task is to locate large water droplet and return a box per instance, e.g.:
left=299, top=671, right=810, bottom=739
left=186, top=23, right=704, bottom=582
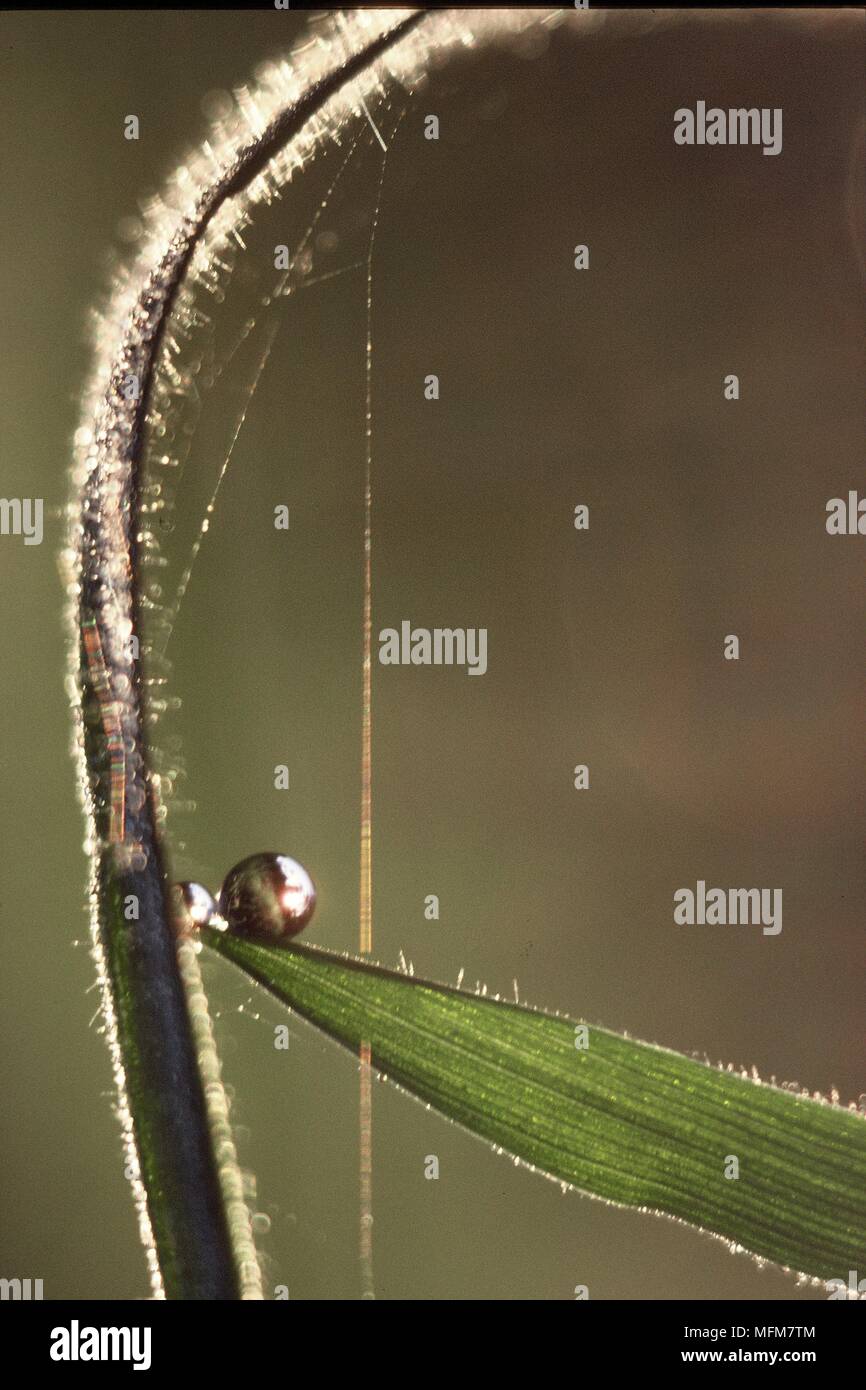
left=218, top=853, right=316, bottom=940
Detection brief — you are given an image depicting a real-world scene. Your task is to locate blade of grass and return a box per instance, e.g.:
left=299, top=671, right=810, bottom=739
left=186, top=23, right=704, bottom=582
left=71, top=11, right=429, bottom=1299
left=205, top=929, right=866, bottom=1284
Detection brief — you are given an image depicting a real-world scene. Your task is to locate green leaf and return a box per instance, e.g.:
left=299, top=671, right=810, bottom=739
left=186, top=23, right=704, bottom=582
left=205, top=929, right=866, bottom=1283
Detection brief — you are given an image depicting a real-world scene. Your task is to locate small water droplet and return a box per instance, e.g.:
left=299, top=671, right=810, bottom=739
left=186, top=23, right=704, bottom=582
left=172, top=881, right=218, bottom=938
left=218, top=853, right=316, bottom=940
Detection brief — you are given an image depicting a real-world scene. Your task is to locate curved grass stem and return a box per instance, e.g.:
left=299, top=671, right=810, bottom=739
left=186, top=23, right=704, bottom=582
left=72, top=9, right=427, bottom=1300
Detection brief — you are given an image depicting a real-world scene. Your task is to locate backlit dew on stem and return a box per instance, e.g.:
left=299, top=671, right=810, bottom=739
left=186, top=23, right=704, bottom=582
left=171, top=881, right=219, bottom=939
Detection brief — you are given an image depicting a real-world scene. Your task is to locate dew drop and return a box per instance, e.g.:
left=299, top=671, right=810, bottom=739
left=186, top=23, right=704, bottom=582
left=172, top=881, right=219, bottom=938
left=218, top=853, right=316, bottom=940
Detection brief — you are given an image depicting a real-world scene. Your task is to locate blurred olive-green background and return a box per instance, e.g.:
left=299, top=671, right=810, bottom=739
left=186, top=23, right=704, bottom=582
left=1, top=8, right=863, bottom=1299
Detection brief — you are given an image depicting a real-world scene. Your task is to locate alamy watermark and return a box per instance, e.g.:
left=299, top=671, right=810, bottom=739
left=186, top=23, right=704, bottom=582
left=0, top=497, right=43, bottom=545
left=674, top=881, right=782, bottom=935
left=50, top=1321, right=151, bottom=1371
left=378, top=621, right=487, bottom=676
left=0, top=1276, right=43, bottom=1299
left=826, top=491, right=865, bottom=535
left=826, top=1270, right=866, bottom=1299
left=675, top=102, right=782, bottom=157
